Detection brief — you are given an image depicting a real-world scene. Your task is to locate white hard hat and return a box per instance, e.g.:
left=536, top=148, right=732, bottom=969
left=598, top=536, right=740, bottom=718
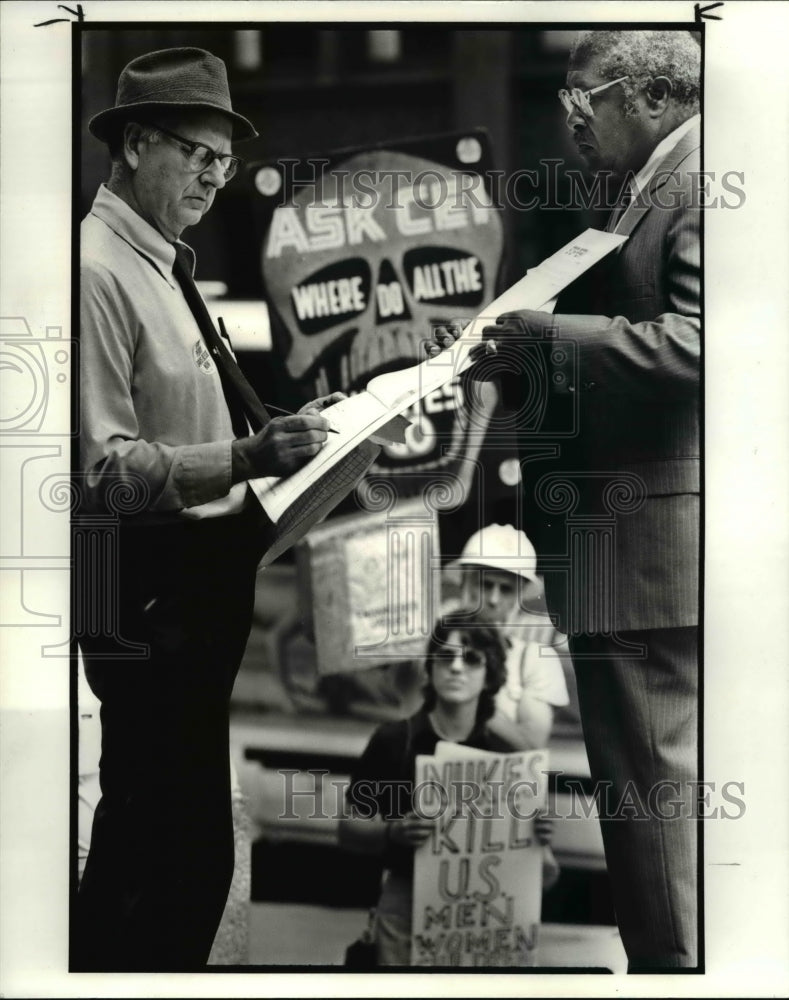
left=451, top=523, right=540, bottom=584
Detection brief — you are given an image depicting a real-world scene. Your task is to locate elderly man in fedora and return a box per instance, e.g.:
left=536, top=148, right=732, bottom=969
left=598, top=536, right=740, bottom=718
left=75, top=48, right=339, bottom=971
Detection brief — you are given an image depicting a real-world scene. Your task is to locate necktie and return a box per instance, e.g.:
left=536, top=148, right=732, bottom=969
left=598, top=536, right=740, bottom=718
left=171, top=243, right=269, bottom=436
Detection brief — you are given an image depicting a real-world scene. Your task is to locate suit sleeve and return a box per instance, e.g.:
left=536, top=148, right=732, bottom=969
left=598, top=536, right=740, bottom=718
left=501, top=199, right=700, bottom=402
left=80, top=260, right=233, bottom=513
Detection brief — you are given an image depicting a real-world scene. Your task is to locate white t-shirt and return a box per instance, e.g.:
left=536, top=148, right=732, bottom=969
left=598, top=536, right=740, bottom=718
left=494, top=624, right=570, bottom=722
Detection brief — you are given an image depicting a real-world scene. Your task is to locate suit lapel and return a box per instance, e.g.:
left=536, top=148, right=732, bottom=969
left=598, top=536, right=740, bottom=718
left=616, top=123, right=701, bottom=240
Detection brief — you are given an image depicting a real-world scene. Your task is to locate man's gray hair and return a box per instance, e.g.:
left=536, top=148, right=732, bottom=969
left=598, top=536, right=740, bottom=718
left=108, top=121, right=160, bottom=163
left=107, top=122, right=162, bottom=191
left=570, top=30, right=701, bottom=116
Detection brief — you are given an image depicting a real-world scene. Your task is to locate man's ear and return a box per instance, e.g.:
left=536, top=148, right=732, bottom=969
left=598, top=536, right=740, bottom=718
left=644, top=76, right=673, bottom=116
left=122, top=122, right=145, bottom=170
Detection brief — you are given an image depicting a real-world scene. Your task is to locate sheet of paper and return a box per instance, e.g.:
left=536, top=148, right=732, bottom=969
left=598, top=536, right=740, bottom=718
left=250, top=228, right=626, bottom=523
left=366, top=227, right=626, bottom=411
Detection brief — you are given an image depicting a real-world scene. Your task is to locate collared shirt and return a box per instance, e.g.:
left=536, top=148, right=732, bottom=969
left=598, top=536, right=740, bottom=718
left=630, top=113, right=700, bottom=198
left=611, top=113, right=701, bottom=232
left=80, top=184, right=248, bottom=519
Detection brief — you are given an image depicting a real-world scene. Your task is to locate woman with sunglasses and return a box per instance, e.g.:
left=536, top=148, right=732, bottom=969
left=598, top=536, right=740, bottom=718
left=340, top=615, right=554, bottom=966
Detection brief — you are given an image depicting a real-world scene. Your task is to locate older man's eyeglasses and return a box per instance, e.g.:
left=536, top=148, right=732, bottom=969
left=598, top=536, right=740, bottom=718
left=558, top=75, right=630, bottom=118
left=152, top=124, right=242, bottom=180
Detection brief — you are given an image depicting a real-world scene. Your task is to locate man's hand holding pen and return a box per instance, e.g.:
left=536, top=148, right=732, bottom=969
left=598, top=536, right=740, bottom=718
left=297, top=391, right=346, bottom=421
left=231, top=391, right=347, bottom=482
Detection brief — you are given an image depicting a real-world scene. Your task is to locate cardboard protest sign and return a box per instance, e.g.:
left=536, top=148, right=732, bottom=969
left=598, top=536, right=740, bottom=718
left=410, top=744, right=549, bottom=967
left=296, top=498, right=440, bottom=673
left=250, top=131, right=504, bottom=503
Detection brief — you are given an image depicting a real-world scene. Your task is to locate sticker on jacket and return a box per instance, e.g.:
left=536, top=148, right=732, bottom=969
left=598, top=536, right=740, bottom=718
left=193, top=340, right=217, bottom=374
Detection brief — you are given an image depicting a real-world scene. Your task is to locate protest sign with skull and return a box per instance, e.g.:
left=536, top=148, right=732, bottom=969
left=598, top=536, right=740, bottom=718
left=254, top=132, right=505, bottom=505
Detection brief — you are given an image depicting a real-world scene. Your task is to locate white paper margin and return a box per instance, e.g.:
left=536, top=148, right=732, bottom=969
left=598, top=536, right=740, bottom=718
left=1, top=1, right=787, bottom=997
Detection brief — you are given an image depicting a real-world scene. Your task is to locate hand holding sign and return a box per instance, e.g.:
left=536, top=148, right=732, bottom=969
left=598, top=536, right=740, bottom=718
left=533, top=813, right=554, bottom=846
left=389, top=811, right=434, bottom=848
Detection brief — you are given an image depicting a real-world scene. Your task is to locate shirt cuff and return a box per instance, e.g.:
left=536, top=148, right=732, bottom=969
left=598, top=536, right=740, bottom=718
left=173, top=439, right=234, bottom=508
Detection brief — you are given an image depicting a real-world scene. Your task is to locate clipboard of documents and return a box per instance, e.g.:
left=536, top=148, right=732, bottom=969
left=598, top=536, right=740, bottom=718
left=251, top=228, right=627, bottom=564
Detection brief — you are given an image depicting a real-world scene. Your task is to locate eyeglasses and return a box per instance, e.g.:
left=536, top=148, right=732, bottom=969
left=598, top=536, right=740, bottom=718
left=436, top=645, right=486, bottom=669
left=558, top=75, right=630, bottom=118
left=151, top=124, right=242, bottom=180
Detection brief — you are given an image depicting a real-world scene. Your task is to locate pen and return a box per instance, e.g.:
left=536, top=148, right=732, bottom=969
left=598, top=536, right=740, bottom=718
left=265, top=402, right=340, bottom=434
left=217, top=317, right=340, bottom=435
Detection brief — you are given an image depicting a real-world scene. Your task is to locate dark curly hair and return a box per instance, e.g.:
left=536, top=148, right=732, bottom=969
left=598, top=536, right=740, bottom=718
left=422, top=613, right=507, bottom=725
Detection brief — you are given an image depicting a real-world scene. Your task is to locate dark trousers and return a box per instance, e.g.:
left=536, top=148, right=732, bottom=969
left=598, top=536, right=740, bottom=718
left=73, top=506, right=265, bottom=971
left=570, top=627, right=699, bottom=972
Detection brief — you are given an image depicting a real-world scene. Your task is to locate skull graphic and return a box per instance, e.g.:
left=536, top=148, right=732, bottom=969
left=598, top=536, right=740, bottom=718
left=259, top=144, right=505, bottom=500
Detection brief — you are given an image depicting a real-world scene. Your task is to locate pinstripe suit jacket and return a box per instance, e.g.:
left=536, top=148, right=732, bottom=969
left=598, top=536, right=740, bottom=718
left=506, top=124, right=701, bottom=635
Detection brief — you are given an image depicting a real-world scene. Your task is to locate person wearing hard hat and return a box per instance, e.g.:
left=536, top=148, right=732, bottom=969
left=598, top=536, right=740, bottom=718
left=451, top=523, right=570, bottom=751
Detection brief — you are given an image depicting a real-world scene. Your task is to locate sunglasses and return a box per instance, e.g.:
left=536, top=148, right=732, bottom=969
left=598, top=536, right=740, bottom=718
left=435, top=644, right=487, bottom=669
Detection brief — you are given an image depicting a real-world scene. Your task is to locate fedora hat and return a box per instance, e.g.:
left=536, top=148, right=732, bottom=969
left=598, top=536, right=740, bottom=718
left=89, top=47, right=258, bottom=143
left=449, top=524, right=540, bottom=584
